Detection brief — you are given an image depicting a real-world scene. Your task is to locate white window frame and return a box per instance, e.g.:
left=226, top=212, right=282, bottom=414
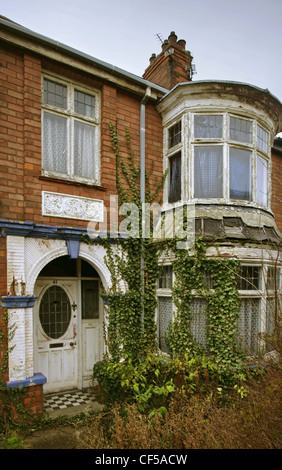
left=41, top=74, right=101, bottom=185
left=156, top=262, right=281, bottom=357
left=163, top=112, right=271, bottom=210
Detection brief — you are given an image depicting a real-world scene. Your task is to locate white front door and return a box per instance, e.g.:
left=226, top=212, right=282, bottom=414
left=34, top=279, right=78, bottom=393
left=81, top=279, right=103, bottom=388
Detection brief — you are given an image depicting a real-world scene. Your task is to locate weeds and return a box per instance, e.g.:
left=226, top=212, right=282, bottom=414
left=81, top=360, right=282, bottom=449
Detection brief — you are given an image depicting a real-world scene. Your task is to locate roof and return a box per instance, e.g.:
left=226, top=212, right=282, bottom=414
left=0, top=15, right=169, bottom=96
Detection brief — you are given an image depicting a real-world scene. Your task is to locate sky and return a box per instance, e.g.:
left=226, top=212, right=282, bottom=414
left=1, top=0, right=282, bottom=134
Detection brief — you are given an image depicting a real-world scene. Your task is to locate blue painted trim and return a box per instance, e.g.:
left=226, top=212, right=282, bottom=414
left=0, top=219, right=129, bottom=242
left=1, top=296, right=38, bottom=309
left=6, top=372, right=47, bottom=388
left=66, top=239, right=80, bottom=259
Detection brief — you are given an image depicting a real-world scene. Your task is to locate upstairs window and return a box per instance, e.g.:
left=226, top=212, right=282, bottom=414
left=257, top=125, right=269, bottom=154
left=230, top=148, right=251, bottom=200
left=42, top=77, right=100, bottom=184
left=230, top=117, right=252, bottom=144
left=168, top=121, right=181, bottom=148
left=194, top=146, right=223, bottom=198
left=194, top=115, right=222, bottom=139
left=257, top=155, right=268, bottom=206
left=168, top=152, right=181, bottom=203
left=164, top=112, right=270, bottom=208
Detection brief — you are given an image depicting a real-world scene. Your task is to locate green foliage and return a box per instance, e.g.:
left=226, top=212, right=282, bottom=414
left=94, top=123, right=248, bottom=409
left=168, top=239, right=245, bottom=374
left=101, top=123, right=166, bottom=361
left=93, top=352, right=247, bottom=416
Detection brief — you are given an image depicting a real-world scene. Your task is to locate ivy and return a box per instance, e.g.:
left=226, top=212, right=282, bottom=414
left=168, top=240, right=245, bottom=374
left=100, top=123, right=247, bottom=379
left=100, top=123, right=167, bottom=362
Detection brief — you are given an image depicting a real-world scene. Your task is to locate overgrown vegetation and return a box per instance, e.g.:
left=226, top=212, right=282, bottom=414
left=0, top=124, right=281, bottom=449
left=86, top=359, right=282, bottom=449
left=90, top=124, right=282, bottom=449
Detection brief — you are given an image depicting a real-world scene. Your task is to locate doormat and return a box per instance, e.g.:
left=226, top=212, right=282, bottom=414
left=44, top=389, right=94, bottom=411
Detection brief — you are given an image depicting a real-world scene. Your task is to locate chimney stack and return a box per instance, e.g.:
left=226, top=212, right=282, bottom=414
left=143, top=32, right=193, bottom=90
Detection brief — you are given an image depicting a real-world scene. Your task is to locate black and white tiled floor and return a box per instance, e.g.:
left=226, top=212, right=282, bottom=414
left=44, top=389, right=95, bottom=412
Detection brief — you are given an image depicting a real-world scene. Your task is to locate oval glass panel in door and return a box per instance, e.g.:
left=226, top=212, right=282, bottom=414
left=39, top=285, right=71, bottom=339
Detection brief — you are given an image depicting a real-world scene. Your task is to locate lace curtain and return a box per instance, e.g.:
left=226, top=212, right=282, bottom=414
left=257, top=155, right=268, bottom=206
left=194, top=146, right=223, bottom=198
left=43, top=112, right=67, bottom=174
left=43, top=112, right=96, bottom=180
left=230, top=148, right=251, bottom=200
left=74, top=121, right=96, bottom=180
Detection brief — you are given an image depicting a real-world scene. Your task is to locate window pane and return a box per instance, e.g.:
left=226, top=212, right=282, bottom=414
left=43, top=112, right=67, bottom=174
left=168, top=121, right=181, bottom=148
left=158, top=265, right=173, bottom=289
left=237, top=266, right=261, bottom=290
left=74, top=121, right=96, bottom=179
left=257, top=155, right=268, bottom=206
left=230, top=117, right=252, bottom=143
left=169, top=152, right=181, bottom=202
left=238, top=298, right=260, bottom=354
left=74, top=90, right=95, bottom=118
left=257, top=125, right=268, bottom=154
left=43, top=78, right=67, bottom=109
left=39, top=256, right=77, bottom=277
left=159, top=296, right=173, bottom=353
left=194, top=115, right=222, bottom=139
left=39, top=286, right=71, bottom=339
left=230, top=148, right=251, bottom=200
left=194, top=146, right=223, bottom=198
left=267, top=267, right=280, bottom=291
left=82, top=280, right=99, bottom=319
left=191, top=298, right=207, bottom=349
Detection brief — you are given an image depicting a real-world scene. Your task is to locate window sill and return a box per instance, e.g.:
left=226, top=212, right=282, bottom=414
left=39, top=175, right=107, bottom=191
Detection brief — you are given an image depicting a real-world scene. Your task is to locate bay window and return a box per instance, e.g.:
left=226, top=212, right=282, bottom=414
left=157, top=263, right=280, bottom=356
left=165, top=113, right=270, bottom=208
left=42, top=76, right=100, bottom=184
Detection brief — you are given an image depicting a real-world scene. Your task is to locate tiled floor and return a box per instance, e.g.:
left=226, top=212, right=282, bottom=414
left=44, top=389, right=95, bottom=413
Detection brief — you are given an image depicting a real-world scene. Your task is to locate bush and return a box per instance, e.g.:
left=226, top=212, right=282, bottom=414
left=85, top=360, right=282, bottom=449
left=93, top=352, right=247, bottom=414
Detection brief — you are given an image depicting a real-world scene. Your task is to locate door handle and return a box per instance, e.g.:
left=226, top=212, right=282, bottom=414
left=70, top=342, right=76, bottom=347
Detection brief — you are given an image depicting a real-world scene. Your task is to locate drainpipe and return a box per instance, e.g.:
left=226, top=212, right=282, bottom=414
left=140, top=87, right=151, bottom=332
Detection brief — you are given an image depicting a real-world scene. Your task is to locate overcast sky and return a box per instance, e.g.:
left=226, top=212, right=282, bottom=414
left=1, top=0, right=282, bottom=134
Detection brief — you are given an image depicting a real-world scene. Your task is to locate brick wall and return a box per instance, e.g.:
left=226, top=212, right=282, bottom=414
left=0, top=43, right=164, bottom=231
left=271, top=150, right=282, bottom=233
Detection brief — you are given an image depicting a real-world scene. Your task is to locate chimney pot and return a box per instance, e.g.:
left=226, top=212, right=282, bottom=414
left=162, top=39, right=169, bottom=51
left=177, top=39, right=186, bottom=49
left=168, top=31, right=177, bottom=44
left=149, top=53, right=156, bottom=64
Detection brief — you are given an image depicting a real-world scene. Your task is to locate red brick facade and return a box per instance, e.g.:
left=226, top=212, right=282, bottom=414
left=271, top=142, right=282, bottom=233
left=0, top=43, right=164, bottom=231
left=0, top=18, right=281, bottom=420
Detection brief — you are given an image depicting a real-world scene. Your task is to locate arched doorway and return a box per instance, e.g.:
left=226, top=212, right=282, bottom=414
left=34, top=256, right=104, bottom=392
